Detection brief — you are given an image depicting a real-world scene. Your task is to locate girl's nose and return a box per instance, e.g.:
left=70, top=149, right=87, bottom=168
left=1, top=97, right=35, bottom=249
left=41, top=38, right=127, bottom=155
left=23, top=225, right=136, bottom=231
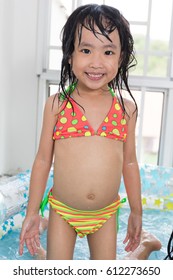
left=89, top=63, right=103, bottom=69
left=89, top=53, right=104, bottom=69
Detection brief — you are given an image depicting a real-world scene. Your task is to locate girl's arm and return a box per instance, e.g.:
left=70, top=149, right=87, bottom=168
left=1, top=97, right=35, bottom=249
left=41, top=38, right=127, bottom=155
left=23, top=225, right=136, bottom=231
left=19, top=94, right=58, bottom=255
left=122, top=99, right=142, bottom=252
left=26, top=95, right=58, bottom=216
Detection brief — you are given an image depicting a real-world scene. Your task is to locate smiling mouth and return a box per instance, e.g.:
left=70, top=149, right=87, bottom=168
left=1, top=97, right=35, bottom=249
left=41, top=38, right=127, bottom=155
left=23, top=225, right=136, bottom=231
left=86, top=73, right=104, bottom=80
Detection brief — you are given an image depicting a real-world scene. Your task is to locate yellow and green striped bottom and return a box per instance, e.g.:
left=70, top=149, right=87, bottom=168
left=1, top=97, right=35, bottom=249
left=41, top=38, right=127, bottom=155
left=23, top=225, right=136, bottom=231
left=48, top=191, right=120, bottom=238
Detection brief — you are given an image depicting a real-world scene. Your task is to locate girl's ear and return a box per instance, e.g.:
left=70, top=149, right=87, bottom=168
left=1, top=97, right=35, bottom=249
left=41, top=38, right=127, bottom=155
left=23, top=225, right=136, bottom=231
left=68, top=57, right=71, bottom=64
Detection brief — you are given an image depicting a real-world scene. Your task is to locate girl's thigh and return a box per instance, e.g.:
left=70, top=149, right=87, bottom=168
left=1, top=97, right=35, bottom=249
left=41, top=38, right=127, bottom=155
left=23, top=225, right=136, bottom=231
left=87, top=213, right=117, bottom=260
left=47, top=206, right=77, bottom=260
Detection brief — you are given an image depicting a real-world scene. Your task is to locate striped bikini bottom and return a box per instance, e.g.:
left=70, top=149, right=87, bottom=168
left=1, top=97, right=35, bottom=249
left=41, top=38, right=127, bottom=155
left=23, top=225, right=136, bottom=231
left=48, top=190, right=120, bottom=238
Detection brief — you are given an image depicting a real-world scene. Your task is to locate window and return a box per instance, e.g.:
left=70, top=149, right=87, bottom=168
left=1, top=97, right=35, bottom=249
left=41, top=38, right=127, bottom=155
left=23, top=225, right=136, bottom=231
left=47, top=0, right=173, bottom=78
left=133, top=90, right=164, bottom=164
left=37, top=0, right=173, bottom=167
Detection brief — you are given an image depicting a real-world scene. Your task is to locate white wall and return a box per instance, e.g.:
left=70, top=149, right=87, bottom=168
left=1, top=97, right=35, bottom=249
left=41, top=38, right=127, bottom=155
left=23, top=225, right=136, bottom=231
left=0, top=0, right=39, bottom=174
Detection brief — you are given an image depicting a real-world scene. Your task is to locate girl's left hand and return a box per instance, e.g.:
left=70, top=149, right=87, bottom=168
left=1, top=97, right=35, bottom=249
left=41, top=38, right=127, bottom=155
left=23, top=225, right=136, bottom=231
left=123, top=212, right=142, bottom=252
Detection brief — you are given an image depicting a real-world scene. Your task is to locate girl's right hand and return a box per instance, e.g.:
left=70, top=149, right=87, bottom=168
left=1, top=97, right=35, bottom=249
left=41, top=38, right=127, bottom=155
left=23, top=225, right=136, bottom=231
left=19, top=214, right=40, bottom=256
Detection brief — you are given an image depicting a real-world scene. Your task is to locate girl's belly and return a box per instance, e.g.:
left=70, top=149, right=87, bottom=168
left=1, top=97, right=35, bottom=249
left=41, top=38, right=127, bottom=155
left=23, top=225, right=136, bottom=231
left=53, top=137, right=123, bottom=210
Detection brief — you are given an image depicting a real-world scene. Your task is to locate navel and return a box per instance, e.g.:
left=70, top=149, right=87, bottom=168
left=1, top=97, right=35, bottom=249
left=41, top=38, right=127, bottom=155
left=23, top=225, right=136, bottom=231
left=87, top=193, right=95, bottom=200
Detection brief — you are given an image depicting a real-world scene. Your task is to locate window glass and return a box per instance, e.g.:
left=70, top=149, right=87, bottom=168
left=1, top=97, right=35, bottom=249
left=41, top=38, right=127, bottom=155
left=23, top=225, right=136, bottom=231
left=131, top=25, right=147, bottom=52
left=147, top=56, right=168, bottom=77
left=105, top=0, right=149, bottom=21
left=49, top=84, right=58, bottom=96
left=133, top=90, right=164, bottom=164
left=49, top=49, right=62, bottom=70
left=81, top=0, right=104, bottom=6
left=50, top=0, right=67, bottom=46
left=132, top=55, right=144, bottom=76
left=150, top=0, right=172, bottom=45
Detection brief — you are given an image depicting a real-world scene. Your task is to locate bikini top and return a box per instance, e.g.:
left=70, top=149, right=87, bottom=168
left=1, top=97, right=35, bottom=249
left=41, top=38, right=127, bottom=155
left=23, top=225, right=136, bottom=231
left=53, top=89, right=127, bottom=142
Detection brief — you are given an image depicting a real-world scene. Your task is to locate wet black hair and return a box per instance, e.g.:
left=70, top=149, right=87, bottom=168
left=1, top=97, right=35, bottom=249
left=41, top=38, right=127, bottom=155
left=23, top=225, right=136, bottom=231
left=58, top=4, right=137, bottom=114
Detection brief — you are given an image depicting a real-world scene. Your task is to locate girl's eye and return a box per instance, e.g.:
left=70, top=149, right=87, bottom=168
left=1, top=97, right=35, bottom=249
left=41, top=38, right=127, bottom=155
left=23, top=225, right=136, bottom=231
left=81, top=49, right=91, bottom=54
left=105, top=50, right=113, bottom=55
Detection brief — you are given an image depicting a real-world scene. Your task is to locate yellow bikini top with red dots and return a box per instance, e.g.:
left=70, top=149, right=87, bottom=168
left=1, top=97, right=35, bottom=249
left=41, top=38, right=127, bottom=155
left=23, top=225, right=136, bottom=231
left=53, top=89, right=127, bottom=142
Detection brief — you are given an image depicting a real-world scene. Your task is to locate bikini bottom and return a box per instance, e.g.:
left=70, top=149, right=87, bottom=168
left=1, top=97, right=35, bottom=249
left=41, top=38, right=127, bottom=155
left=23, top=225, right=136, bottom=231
left=48, top=190, right=121, bottom=238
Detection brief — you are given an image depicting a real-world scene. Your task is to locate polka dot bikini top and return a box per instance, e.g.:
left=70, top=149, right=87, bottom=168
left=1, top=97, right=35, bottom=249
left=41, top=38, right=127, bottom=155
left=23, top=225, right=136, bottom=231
left=53, top=89, right=127, bottom=142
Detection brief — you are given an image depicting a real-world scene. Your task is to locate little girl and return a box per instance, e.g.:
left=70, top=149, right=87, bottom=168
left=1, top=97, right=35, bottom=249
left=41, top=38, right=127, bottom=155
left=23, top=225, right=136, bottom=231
left=19, top=4, right=142, bottom=260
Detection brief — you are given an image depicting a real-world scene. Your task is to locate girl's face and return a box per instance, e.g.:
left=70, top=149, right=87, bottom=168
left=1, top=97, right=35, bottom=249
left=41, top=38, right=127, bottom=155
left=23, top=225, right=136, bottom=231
left=70, top=25, right=122, bottom=93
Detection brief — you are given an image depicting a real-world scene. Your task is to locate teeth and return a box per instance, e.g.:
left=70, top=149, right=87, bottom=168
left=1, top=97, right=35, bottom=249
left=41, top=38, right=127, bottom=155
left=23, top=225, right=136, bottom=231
left=88, top=73, right=103, bottom=78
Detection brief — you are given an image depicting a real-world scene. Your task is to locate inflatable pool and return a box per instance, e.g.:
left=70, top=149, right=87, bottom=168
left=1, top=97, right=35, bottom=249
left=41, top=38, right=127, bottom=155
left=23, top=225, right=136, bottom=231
left=0, top=165, right=173, bottom=240
left=0, top=170, right=52, bottom=239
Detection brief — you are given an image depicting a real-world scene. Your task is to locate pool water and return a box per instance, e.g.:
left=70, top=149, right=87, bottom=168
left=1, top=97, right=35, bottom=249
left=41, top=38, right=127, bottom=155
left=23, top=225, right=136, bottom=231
left=0, top=208, right=172, bottom=260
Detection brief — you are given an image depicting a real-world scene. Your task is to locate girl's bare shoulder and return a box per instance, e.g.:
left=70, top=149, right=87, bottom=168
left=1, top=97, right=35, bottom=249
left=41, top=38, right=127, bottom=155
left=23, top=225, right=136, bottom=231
left=123, top=98, right=137, bottom=119
left=44, top=93, right=60, bottom=116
